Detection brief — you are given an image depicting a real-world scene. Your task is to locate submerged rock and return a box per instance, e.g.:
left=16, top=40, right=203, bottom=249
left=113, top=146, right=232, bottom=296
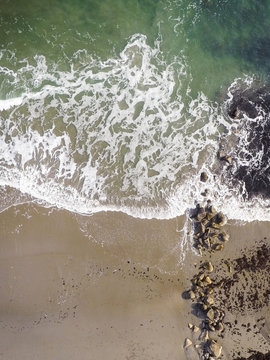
left=207, top=287, right=214, bottom=295
left=204, top=330, right=209, bottom=340
left=200, top=172, right=209, bottom=182
left=199, top=273, right=205, bottom=281
left=208, top=323, right=216, bottom=332
left=202, top=188, right=210, bottom=196
left=204, top=238, right=211, bottom=249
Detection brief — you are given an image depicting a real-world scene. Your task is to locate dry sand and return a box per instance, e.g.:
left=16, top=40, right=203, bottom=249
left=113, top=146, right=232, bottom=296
left=0, top=203, right=270, bottom=360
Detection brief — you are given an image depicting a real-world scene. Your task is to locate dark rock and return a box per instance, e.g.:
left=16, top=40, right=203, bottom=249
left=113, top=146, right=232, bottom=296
left=214, top=212, right=227, bottom=226
left=197, top=212, right=207, bottom=222
left=216, top=322, right=224, bottom=332
left=210, top=222, right=221, bottom=229
left=182, top=290, right=195, bottom=300
left=194, top=221, right=206, bottom=236
left=226, top=85, right=270, bottom=199
left=201, top=172, right=209, bottom=182
left=206, top=205, right=216, bottom=215
left=202, top=189, right=210, bottom=196
left=228, top=86, right=270, bottom=120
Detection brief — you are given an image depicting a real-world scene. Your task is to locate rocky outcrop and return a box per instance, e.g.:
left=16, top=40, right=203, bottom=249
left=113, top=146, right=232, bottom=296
left=225, top=85, right=270, bottom=199
left=190, top=203, right=229, bottom=254
left=183, top=198, right=229, bottom=359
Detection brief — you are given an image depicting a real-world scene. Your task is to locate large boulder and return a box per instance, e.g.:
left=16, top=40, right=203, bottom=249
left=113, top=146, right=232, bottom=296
left=184, top=338, right=192, bottom=349
left=207, top=339, right=222, bottom=358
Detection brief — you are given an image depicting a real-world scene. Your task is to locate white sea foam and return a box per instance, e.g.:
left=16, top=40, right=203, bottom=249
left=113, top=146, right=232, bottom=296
left=0, top=34, right=270, bottom=221
left=0, top=97, right=23, bottom=110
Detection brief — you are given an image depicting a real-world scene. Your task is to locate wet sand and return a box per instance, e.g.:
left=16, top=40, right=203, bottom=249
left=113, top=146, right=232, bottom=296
left=0, top=204, right=270, bottom=359
left=0, top=204, right=194, bottom=360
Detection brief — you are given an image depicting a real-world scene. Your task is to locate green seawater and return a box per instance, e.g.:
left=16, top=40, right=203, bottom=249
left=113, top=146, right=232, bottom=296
left=1, top=0, right=270, bottom=97
left=1, top=0, right=270, bottom=218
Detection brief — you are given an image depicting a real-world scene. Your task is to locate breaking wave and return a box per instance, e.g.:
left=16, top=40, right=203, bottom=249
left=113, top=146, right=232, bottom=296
left=1, top=34, right=270, bottom=221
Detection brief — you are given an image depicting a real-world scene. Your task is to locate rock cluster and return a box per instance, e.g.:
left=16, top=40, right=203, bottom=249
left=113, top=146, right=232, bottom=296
left=191, top=201, right=229, bottom=255
left=183, top=186, right=230, bottom=359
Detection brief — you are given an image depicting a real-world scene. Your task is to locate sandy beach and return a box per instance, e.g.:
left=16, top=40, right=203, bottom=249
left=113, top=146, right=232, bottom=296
left=0, top=203, right=269, bottom=360
left=0, top=204, right=193, bottom=360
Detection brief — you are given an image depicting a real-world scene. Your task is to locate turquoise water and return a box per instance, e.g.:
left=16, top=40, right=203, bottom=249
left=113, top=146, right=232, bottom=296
left=0, top=0, right=270, bottom=219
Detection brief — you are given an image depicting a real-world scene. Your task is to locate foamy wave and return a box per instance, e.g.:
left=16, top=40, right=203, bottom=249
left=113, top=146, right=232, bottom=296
left=0, top=97, right=23, bottom=110
left=0, top=34, right=269, bottom=221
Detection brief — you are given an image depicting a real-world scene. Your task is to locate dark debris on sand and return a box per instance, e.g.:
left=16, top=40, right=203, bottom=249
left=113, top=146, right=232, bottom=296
left=234, top=351, right=270, bottom=360
left=213, top=243, right=270, bottom=313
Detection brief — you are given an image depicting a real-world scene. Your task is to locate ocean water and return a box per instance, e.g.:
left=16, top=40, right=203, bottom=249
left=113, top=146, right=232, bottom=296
left=1, top=0, right=270, bottom=220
